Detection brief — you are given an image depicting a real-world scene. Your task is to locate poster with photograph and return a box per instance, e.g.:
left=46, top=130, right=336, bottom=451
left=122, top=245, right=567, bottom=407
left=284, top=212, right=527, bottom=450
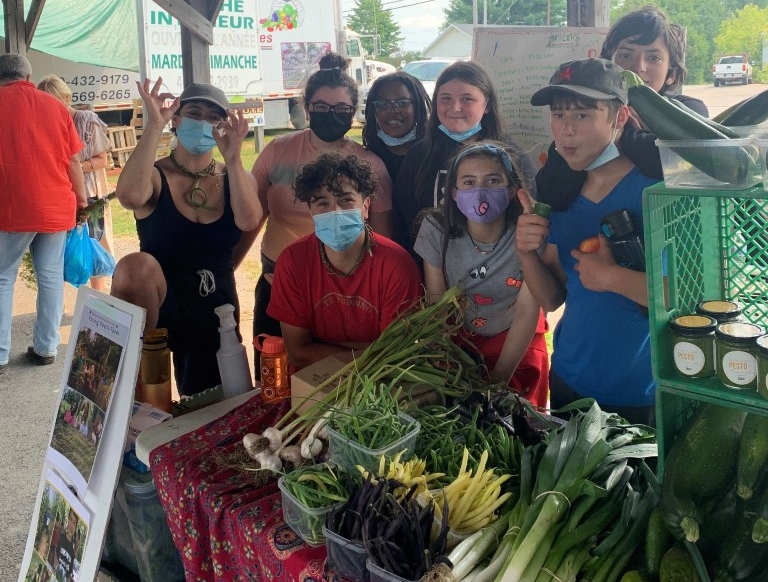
left=24, top=470, right=90, bottom=582
left=20, top=289, right=145, bottom=582
left=281, top=41, right=331, bottom=89
left=49, top=303, right=128, bottom=490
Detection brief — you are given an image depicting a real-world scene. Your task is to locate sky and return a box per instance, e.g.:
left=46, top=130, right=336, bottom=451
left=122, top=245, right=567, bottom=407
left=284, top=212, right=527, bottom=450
left=341, top=0, right=454, bottom=54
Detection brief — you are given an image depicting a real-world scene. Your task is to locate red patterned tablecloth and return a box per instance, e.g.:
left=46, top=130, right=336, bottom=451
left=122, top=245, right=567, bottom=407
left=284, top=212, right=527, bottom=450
left=149, top=396, right=333, bottom=582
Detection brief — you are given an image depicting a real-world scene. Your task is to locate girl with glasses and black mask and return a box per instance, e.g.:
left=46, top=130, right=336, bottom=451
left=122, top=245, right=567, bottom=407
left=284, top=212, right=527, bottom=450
left=236, top=52, right=394, bottom=381
left=362, top=71, right=432, bottom=182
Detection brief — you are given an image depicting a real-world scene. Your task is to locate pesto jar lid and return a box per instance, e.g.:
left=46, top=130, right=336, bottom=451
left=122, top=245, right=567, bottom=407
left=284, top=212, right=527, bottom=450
left=715, top=322, right=764, bottom=345
left=696, top=300, right=743, bottom=323
left=670, top=314, right=717, bottom=336
left=757, top=335, right=768, bottom=356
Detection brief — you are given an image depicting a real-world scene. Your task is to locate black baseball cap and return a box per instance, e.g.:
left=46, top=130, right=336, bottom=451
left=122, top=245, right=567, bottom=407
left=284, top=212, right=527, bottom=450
left=178, top=82, right=229, bottom=114
left=530, top=58, right=628, bottom=106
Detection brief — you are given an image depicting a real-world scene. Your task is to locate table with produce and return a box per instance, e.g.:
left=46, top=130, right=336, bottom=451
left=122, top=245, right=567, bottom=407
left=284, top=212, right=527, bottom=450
left=148, top=86, right=768, bottom=582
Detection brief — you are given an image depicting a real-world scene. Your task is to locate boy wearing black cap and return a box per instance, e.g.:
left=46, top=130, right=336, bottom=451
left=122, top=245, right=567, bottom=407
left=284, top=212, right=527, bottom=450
left=516, top=58, right=658, bottom=426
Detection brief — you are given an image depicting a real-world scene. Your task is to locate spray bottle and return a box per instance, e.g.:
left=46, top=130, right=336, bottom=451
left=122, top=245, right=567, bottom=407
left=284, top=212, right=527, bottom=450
left=214, top=304, right=253, bottom=399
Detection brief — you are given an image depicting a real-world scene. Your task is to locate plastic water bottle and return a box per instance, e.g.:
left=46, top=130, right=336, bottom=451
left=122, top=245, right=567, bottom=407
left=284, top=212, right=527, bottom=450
left=214, top=304, right=253, bottom=399
left=254, top=334, right=289, bottom=404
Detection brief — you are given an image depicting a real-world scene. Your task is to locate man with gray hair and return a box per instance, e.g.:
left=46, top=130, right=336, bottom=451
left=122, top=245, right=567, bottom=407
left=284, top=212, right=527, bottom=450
left=0, top=53, right=86, bottom=373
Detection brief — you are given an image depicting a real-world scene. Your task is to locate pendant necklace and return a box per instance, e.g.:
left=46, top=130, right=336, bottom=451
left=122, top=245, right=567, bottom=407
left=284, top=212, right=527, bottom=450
left=466, top=224, right=507, bottom=255
left=319, top=228, right=373, bottom=277
left=169, top=149, right=218, bottom=211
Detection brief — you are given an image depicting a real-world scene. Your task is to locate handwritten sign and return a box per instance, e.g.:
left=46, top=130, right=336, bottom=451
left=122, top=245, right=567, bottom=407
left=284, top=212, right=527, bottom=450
left=473, top=26, right=608, bottom=165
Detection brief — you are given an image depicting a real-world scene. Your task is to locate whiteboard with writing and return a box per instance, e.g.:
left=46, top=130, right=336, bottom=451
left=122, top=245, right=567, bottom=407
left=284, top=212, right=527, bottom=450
left=473, top=27, right=609, bottom=166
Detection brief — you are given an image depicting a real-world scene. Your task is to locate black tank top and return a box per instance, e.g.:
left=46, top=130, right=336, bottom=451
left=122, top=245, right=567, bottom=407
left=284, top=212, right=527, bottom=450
left=137, top=165, right=241, bottom=276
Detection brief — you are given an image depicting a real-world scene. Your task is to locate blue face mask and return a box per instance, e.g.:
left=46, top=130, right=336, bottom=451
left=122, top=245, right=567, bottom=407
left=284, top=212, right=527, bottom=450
left=176, top=117, right=217, bottom=155
left=584, top=125, right=621, bottom=171
left=377, top=125, right=418, bottom=147
left=438, top=122, right=483, bottom=142
left=313, top=208, right=365, bottom=252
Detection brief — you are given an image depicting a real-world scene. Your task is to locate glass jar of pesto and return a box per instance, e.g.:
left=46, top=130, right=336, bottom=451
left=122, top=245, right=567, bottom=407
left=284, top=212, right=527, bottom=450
left=716, top=322, right=764, bottom=390
left=696, top=299, right=743, bottom=324
left=756, top=336, right=768, bottom=400
left=669, top=315, right=717, bottom=378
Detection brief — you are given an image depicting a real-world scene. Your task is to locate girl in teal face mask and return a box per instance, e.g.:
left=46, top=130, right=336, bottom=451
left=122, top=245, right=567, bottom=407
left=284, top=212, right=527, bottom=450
left=362, top=71, right=432, bottom=183
left=110, top=78, right=264, bottom=397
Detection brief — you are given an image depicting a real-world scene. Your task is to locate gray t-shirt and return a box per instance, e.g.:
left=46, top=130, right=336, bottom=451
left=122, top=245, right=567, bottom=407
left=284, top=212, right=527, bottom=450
left=415, top=215, right=526, bottom=337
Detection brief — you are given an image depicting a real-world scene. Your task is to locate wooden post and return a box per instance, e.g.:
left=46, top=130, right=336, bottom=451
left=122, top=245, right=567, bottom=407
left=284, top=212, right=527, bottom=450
left=4, top=0, right=27, bottom=54
left=566, top=0, right=610, bottom=27
left=181, top=0, right=212, bottom=86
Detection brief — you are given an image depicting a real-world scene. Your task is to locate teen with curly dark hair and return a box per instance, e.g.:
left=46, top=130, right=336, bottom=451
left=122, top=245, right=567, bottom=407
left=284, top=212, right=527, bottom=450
left=362, top=71, right=431, bottom=182
left=267, top=153, right=421, bottom=370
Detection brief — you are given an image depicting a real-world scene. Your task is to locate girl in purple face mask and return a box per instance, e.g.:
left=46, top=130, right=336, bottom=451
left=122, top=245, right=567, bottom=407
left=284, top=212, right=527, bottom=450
left=414, top=140, right=549, bottom=407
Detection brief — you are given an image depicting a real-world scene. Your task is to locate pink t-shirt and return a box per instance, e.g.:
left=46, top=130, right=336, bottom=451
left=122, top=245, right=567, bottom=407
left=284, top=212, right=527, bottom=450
left=252, top=129, right=392, bottom=261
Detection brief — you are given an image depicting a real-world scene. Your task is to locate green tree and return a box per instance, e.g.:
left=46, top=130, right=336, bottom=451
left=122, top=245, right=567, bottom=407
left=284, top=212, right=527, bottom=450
left=346, top=0, right=403, bottom=56
left=715, top=3, right=768, bottom=72
left=441, top=0, right=567, bottom=29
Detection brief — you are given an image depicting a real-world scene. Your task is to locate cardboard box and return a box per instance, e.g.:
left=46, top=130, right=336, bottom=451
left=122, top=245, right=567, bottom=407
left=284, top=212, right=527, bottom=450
left=291, top=351, right=355, bottom=414
left=123, top=402, right=172, bottom=473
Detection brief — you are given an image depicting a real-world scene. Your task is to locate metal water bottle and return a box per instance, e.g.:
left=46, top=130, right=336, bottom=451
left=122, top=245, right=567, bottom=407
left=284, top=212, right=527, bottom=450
left=140, top=328, right=172, bottom=413
left=215, top=304, right=253, bottom=399
left=254, top=334, right=289, bottom=403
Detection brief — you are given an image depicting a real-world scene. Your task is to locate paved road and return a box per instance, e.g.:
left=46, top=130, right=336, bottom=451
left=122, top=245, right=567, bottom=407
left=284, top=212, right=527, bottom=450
left=1, top=82, right=766, bottom=581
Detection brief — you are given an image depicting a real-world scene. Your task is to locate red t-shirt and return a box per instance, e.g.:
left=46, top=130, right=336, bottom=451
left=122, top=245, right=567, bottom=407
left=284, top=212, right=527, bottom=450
left=268, top=233, right=422, bottom=345
left=0, top=80, right=83, bottom=232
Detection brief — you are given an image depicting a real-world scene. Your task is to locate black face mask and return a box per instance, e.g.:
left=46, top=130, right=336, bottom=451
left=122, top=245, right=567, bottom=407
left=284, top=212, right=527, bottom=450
left=309, top=111, right=354, bottom=142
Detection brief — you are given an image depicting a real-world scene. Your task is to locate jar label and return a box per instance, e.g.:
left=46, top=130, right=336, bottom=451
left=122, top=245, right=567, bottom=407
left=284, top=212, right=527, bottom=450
left=673, top=341, right=707, bottom=375
left=721, top=350, right=757, bottom=386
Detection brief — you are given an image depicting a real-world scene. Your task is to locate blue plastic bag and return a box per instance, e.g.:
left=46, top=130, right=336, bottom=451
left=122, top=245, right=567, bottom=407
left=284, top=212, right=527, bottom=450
left=90, top=237, right=116, bottom=278
left=63, top=223, right=93, bottom=287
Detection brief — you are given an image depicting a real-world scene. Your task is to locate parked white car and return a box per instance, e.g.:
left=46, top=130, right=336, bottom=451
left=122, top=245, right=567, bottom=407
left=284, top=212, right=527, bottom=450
left=400, top=59, right=457, bottom=98
left=713, top=55, right=753, bottom=86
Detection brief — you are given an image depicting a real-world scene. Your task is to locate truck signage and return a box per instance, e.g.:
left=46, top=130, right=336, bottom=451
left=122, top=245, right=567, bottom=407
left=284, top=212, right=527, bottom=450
left=142, top=0, right=262, bottom=97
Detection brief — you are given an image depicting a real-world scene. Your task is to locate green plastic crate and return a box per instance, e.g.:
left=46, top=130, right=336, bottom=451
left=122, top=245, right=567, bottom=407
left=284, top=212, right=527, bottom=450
left=644, top=182, right=768, bottom=410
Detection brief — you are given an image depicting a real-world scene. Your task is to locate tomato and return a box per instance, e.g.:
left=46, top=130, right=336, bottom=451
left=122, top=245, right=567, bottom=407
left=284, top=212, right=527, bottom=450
left=578, top=236, right=600, bottom=253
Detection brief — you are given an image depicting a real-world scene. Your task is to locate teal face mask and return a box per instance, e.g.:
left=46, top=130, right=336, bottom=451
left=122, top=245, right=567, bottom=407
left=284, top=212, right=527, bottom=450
left=377, top=125, right=418, bottom=147
left=438, top=122, right=482, bottom=142
left=312, top=208, right=365, bottom=251
left=176, top=117, right=217, bottom=155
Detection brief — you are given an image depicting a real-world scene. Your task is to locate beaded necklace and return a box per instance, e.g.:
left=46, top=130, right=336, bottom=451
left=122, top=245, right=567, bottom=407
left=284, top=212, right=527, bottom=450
left=319, top=228, right=373, bottom=277
left=169, top=149, right=218, bottom=211
left=466, top=224, right=507, bottom=255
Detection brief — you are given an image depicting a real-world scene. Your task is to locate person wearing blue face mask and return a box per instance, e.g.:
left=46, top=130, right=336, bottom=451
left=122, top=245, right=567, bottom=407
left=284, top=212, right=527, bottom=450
left=516, top=58, right=659, bottom=426
left=111, top=78, right=263, bottom=396
left=392, top=61, right=539, bottom=258
left=267, top=153, right=421, bottom=370
left=414, top=141, right=549, bottom=408
left=361, top=71, right=431, bottom=183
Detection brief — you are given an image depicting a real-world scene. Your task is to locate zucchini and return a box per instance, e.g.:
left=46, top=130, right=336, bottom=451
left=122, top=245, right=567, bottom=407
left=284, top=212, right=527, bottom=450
left=627, top=84, right=759, bottom=185
left=646, top=506, right=673, bottom=580
left=658, top=544, right=701, bottom=582
left=714, top=87, right=768, bottom=126
left=666, top=98, right=741, bottom=139
left=621, top=570, right=650, bottom=582
left=711, top=495, right=768, bottom=582
left=736, top=413, right=768, bottom=500
left=751, top=483, right=768, bottom=543
left=660, top=404, right=746, bottom=543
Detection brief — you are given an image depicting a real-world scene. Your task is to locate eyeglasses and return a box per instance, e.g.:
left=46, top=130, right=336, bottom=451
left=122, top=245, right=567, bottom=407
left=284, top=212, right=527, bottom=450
left=371, top=98, right=414, bottom=112
left=307, top=101, right=356, bottom=114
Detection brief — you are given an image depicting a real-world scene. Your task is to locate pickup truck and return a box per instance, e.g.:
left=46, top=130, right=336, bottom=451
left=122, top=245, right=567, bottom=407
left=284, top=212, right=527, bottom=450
left=713, top=55, right=753, bottom=86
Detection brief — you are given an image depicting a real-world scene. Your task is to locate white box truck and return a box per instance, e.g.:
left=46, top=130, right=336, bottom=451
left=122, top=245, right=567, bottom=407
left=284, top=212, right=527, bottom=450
left=28, top=0, right=368, bottom=130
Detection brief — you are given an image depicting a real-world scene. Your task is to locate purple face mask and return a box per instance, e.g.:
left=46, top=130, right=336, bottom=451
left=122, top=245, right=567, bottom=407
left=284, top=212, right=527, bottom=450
left=455, top=187, right=510, bottom=223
